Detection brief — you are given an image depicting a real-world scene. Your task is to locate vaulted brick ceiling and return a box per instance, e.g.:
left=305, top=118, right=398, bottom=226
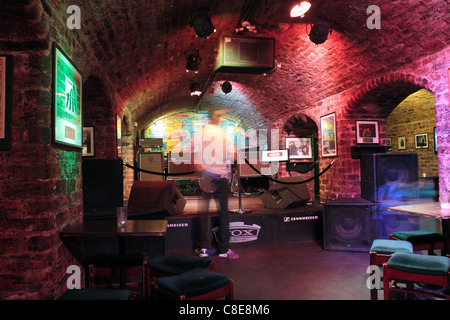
left=34, top=0, right=450, bottom=126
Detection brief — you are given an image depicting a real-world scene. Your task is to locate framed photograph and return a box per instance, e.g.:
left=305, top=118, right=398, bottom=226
left=398, top=136, right=406, bottom=150
left=286, top=137, right=313, bottom=160
left=415, top=133, right=428, bottom=149
left=356, top=120, right=379, bottom=144
left=320, top=113, right=337, bottom=157
left=386, top=137, right=392, bottom=146
left=82, top=127, right=95, bottom=157
left=0, top=54, right=13, bottom=150
left=116, top=114, right=122, bottom=158
left=52, top=43, right=83, bottom=148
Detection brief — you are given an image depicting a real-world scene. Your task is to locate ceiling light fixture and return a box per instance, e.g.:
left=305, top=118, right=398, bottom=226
left=190, top=82, right=202, bottom=96
left=189, top=8, right=216, bottom=39
left=290, top=1, right=311, bottom=18
left=185, top=49, right=202, bottom=73
left=308, top=21, right=332, bottom=45
left=221, top=81, right=232, bottom=94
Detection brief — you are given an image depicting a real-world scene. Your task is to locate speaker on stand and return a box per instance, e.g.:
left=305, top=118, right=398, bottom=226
left=323, top=198, right=375, bottom=252
left=82, top=159, right=124, bottom=213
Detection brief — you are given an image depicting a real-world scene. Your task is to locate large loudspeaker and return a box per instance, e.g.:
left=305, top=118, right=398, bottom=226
left=360, top=153, right=419, bottom=202
left=214, top=35, right=275, bottom=74
left=372, top=201, right=420, bottom=239
left=260, top=177, right=310, bottom=209
left=127, top=181, right=186, bottom=216
left=82, top=159, right=123, bottom=212
left=138, top=152, right=164, bottom=181
left=323, top=198, right=374, bottom=252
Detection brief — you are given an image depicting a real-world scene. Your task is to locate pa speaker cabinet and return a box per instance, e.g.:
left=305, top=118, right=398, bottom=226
left=260, top=177, right=310, bottom=209
left=214, top=35, right=275, bottom=74
left=138, top=152, right=164, bottom=181
left=82, top=159, right=123, bottom=212
left=323, top=198, right=374, bottom=252
left=360, top=153, right=419, bottom=202
left=372, top=200, right=420, bottom=239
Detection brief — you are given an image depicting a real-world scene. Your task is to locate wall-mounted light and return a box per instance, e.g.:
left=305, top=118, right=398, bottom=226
left=189, top=8, right=216, bottom=39
left=290, top=1, right=311, bottom=18
left=308, top=21, right=332, bottom=45
left=221, top=81, right=232, bottom=94
left=185, top=49, right=202, bottom=73
left=190, top=82, right=202, bottom=96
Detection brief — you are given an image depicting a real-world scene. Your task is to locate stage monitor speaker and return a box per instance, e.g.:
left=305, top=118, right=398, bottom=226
left=82, top=159, right=123, bottom=212
left=214, top=35, right=275, bottom=74
left=260, top=177, right=310, bottom=209
left=138, top=152, right=164, bottom=181
left=323, top=198, right=374, bottom=252
left=128, top=181, right=186, bottom=216
left=360, top=153, right=419, bottom=202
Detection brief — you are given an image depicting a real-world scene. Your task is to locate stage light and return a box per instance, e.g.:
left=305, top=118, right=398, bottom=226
left=221, top=81, right=232, bottom=94
left=308, top=21, right=332, bottom=45
left=290, top=1, right=311, bottom=18
left=185, top=50, right=202, bottom=73
left=190, top=82, right=202, bottom=96
left=189, top=8, right=216, bottom=39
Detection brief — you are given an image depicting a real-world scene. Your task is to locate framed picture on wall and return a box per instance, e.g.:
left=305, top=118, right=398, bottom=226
left=356, top=120, right=379, bottom=144
left=82, top=126, right=95, bottom=157
left=415, top=133, right=428, bottom=149
left=320, top=112, right=337, bottom=157
left=52, top=43, right=83, bottom=149
left=0, top=54, right=12, bottom=150
left=398, top=136, right=406, bottom=150
left=286, top=137, right=313, bottom=160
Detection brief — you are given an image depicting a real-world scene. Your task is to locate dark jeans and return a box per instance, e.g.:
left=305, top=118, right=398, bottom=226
left=197, top=173, right=230, bottom=254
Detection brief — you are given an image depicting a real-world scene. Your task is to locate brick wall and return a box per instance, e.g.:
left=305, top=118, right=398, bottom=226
left=387, top=89, right=438, bottom=177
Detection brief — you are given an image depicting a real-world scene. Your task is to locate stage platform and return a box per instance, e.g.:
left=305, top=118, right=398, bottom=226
left=164, top=195, right=323, bottom=250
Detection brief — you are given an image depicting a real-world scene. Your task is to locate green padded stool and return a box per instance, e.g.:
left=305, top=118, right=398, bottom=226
left=152, top=268, right=233, bottom=300
left=146, top=253, right=215, bottom=298
left=390, top=230, right=444, bottom=254
left=58, top=288, right=135, bottom=300
left=369, top=239, right=413, bottom=300
left=383, top=252, right=450, bottom=300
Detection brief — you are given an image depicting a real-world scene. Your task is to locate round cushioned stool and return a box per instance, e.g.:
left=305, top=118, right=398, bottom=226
left=152, top=268, right=233, bottom=300
left=146, top=253, right=215, bottom=298
left=390, top=230, right=444, bottom=255
left=383, top=252, right=450, bottom=300
left=58, top=288, right=135, bottom=300
left=369, top=239, right=413, bottom=300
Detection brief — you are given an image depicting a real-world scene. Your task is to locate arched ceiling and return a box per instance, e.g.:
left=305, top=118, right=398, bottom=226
left=52, top=0, right=449, bottom=127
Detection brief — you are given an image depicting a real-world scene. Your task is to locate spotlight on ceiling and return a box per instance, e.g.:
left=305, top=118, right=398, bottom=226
left=221, top=81, right=232, bottom=94
left=190, top=82, right=202, bottom=96
left=189, top=8, right=216, bottom=39
left=290, top=1, right=311, bottom=18
left=308, top=21, right=332, bottom=45
left=185, top=50, right=202, bottom=73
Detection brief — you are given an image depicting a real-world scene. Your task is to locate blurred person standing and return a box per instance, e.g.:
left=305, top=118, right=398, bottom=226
left=191, top=109, right=239, bottom=259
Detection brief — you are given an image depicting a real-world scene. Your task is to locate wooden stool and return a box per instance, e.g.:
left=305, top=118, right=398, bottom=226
left=390, top=230, right=444, bottom=255
left=58, top=288, right=136, bottom=300
left=369, top=239, right=413, bottom=300
left=383, top=252, right=450, bottom=300
left=152, top=268, right=233, bottom=300
left=87, top=251, right=147, bottom=299
left=146, top=253, right=215, bottom=298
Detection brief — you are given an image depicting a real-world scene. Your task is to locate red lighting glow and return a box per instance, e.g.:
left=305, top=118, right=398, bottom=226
left=290, top=1, right=311, bottom=18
